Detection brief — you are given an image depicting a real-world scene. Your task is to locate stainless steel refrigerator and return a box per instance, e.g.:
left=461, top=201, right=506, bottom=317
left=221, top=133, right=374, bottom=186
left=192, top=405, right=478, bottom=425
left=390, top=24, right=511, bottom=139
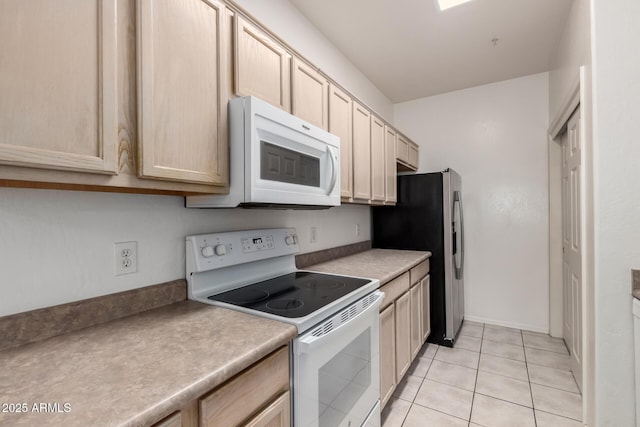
left=372, top=169, right=465, bottom=347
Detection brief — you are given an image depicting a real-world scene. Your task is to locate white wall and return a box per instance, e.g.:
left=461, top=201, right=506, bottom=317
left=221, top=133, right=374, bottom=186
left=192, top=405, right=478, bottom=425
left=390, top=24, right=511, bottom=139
left=393, top=73, right=550, bottom=332
left=0, top=189, right=369, bottom=316
left=0, top=0, right=386, bottom=317
left=548, top=0, right=591, bottom=120
left=231, top=0, right=394, bottom=121
left=591, top=0, right=640, bottom=424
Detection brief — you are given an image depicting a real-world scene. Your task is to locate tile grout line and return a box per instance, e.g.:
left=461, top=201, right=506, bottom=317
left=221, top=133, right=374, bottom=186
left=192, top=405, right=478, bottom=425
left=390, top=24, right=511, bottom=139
left=523, top=329, right=539, bottom=427
left=467, top=323, right=484, bottom=425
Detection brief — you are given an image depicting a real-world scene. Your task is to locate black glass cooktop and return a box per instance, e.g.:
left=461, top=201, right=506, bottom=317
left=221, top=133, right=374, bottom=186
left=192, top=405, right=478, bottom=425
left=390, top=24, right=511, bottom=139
left=208, top=271, right=372, bottom=318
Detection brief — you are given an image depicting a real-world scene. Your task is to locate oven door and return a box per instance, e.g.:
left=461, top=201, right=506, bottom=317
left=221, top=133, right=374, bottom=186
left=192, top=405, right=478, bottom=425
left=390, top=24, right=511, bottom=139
left=246, top=104, right=340, bottom=207
left=293, top=291, right=382, bottom=427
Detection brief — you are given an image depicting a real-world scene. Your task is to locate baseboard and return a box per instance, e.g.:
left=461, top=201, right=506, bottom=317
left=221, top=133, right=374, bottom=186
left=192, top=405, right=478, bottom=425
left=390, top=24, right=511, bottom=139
left=463, top=314, right=549, bottom=334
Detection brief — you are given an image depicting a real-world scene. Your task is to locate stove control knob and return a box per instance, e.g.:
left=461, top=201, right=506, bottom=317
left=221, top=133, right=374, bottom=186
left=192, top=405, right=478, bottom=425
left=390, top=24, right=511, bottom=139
left=201, top=245, right=215, bottom=258
left=285, top=236, right=295, bottom=246
left=214, top=244, right=227, bottom=256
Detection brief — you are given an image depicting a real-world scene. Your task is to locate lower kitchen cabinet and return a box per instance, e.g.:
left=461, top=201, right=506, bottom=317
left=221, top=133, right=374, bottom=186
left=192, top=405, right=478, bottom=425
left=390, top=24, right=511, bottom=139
left=394, top=291, right=411, bottom=382
left=152, top=345, right=290, bottom=427
left=410, top=281, right=422, bottom=359
left=244, top=391, right=290, bottom=427
left=379, top=259, right=431, bottom=410
left=421, top=275, right=431, bottom=342
left=379, top=303, right=396, bottom=408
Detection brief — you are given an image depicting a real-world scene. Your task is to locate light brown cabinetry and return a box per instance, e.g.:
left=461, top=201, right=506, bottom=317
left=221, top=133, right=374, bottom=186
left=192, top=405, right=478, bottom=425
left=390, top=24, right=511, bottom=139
left=234, top=15, right=291, bottom=112
left=379, top=260, right=431, bottom=410
left=408, top=142, right=419, bottom=169
left=379, top=303, right=396, bottom=408
left=421, top=275, right=431, bottom=342
left=394, top=291, right=411, bottom=381
left=292, top=58, right=328, bottom=130
left=352, top=101, right=371, bottom=201
left=370, top=115, right=386, bottom=203
left=138, top=0, right=228, bottom=185
left=397, top=133, right=419, bottom=171
left=0, top=0, right=118, bottom=175
left=153, top=412, right=182, bottom=427
left=328, top=84, right=353, bottom=200
left=0, top=0, right=230, bottom=195
left=410, top=281, right=422, bottom=359
left=200, top=346, right=289, bottom=426
left=384, top=126, right=397, bottom=204
left=152, top=346, right=290, bottom=427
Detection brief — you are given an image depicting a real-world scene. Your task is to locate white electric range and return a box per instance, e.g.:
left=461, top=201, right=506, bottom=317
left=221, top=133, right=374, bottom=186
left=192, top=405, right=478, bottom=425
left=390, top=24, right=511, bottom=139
left=186, top=228, right=382, bottom=427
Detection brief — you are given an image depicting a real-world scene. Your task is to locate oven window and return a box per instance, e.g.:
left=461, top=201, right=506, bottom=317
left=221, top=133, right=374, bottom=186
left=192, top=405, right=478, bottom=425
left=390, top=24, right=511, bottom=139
left=318, top=329, right=371, bottom=427
left=260, top=141, right=320, bottom=187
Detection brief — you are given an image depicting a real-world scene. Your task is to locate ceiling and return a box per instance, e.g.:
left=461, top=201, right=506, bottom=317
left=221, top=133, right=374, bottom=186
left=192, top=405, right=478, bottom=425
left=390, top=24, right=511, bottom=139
left=288, top=0, right=573, bottom=103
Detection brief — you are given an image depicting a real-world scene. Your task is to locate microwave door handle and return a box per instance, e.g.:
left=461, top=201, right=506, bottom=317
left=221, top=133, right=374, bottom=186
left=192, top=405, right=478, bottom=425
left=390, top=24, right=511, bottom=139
left=327, top=146, right=338, bottom=195
left=297, top=291, right=383, bottom=355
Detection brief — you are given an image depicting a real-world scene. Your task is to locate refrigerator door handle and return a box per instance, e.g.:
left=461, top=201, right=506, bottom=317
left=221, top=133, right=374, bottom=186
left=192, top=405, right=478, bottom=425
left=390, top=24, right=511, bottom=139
left=454, top=191, right=464, bottom=279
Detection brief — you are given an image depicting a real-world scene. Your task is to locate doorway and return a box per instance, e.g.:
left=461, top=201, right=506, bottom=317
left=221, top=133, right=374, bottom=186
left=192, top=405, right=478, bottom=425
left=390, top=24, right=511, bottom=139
left=548, top=65, right=595, bottom=425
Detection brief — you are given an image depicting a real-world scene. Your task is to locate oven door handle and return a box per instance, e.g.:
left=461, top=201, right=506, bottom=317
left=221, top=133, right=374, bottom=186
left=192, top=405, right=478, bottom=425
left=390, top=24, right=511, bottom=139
left=297, top=291, right=383, bottom=354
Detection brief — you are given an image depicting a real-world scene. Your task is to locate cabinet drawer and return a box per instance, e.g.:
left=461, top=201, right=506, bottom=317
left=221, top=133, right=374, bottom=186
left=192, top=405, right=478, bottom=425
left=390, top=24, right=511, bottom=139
left=200, top=346, right=289, bottom=427
left=379, top=272, right=410, bottom=310
left=410, top=260, right=430, bottom=285
left=152, top=412, right=181, bottom=427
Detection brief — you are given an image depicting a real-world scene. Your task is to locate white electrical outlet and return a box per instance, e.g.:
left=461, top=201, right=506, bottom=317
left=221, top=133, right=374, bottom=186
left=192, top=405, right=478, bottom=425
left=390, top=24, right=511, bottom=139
left=356, top=223, right=361, bottom=236
left=115, top=241, right=138, bottom=276
left=310, top=227, right=317, bottom=244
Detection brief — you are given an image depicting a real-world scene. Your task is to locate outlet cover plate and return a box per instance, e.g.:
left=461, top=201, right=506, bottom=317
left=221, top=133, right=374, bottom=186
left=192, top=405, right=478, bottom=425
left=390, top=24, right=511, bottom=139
left=115, top=241, right=138, bottom=276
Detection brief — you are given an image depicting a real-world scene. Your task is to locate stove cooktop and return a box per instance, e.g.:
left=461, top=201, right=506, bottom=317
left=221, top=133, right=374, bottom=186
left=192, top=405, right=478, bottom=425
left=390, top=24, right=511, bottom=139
left=208, top=271, right=372, bottom=318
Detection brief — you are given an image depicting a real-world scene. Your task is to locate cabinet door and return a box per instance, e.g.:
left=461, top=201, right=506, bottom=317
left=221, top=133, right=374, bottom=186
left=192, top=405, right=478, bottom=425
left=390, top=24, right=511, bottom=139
left=422, top=275, right=431, bottom=342
left=235, top=15, right=291, bottom=111
left=329, top=84, right=353, bottom=199
left=395, top=291, right=411, bottom=382
left=200, top=346, right=289, bottom=427
left=244, top=391, right=291, bottom=427
left=138, top=0, right=228, bottom=185
left=352, top=101, right=371, bottom=201
left=384, top=126, right=397, bottom=204
left=396, top=134, right=409, bottom=164
left=379, top=303, right=396, bottom=409
left=292, top=58, right=328, bottom=130
left=408, top=141, right=419, bottom=169
left=370, top=115, right=385, bottom=203
left=0, top=0, right=117, bottom=174
left=410, top=283, right=422, bottom=359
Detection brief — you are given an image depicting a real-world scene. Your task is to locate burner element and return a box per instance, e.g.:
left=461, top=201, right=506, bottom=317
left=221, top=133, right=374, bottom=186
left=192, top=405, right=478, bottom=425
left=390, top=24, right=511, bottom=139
left=300, top=279, right=346, bottom=291
left=267, top=298, right=304, bottom=311
left=227, top=289, right=270, bottom=304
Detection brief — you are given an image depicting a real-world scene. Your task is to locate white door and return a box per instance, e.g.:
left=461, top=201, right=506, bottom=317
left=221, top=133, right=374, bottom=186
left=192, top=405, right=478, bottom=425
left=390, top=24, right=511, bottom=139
left=561, top=107, right=583, bottom=391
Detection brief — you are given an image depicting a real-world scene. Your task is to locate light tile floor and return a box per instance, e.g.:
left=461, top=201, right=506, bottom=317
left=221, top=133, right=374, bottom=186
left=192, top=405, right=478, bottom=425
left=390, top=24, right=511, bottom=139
left=382, top=321, right=583, bottom=427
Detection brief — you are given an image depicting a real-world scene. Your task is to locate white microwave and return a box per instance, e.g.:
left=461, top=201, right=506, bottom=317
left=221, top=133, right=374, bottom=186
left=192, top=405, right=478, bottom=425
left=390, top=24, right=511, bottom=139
left=187, top=96, right=340, bottom=209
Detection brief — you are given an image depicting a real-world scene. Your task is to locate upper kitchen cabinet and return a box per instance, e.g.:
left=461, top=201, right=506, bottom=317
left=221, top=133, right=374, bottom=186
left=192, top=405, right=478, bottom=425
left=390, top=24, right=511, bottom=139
left=328, top=84, right=353, bottom=200
left=352, top=100, right=371, bottom=202
left=138, top=0, right=228, bottom=186
left=0, top=0, right=117, bottom=174
left=397, top=133, right=419, bottom=171
left=384, top=126, right=397, bottom=204
left=234, top=15, right=291, bottom=112
left=292, top=58, right=328, bottom=130
left=370, top=115, right=386, bottom=204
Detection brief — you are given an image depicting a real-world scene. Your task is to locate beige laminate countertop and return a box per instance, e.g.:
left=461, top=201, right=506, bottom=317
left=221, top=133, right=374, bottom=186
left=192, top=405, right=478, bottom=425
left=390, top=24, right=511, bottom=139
left=0, top=301, right=297, bottom=427
left=307, top=249, right=432, bottom=285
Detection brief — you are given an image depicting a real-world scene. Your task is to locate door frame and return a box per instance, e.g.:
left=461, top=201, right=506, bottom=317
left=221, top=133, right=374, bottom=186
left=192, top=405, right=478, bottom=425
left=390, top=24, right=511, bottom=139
left=548, top=65, right=595, bottom=425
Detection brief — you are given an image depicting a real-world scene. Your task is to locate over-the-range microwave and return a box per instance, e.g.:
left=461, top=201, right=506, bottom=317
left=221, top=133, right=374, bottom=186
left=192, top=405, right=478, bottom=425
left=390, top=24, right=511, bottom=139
left=187, top=96, right=340, bottom=209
